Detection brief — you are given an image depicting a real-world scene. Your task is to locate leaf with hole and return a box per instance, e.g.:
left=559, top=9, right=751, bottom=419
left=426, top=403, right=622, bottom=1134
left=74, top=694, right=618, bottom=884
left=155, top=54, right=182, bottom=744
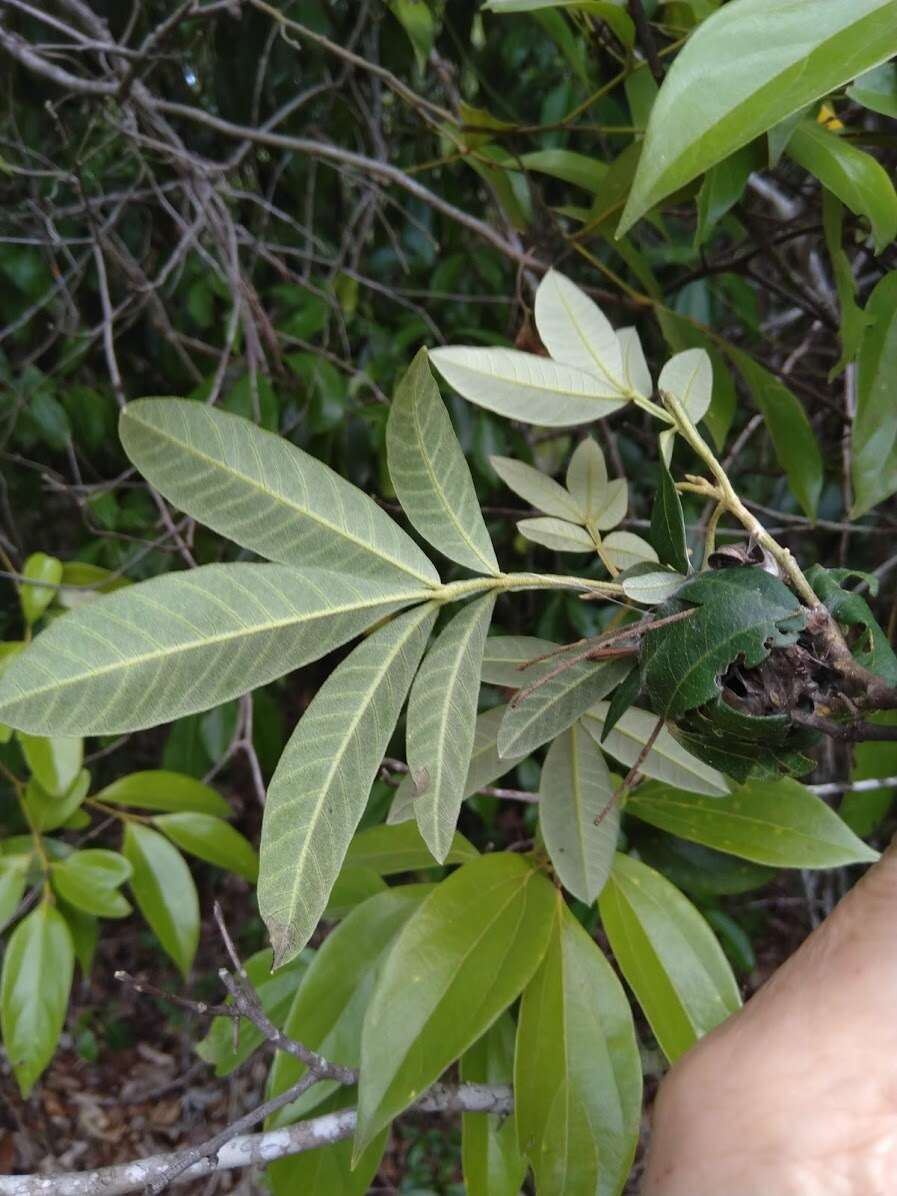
left=639, top=567, right=805, bottom=720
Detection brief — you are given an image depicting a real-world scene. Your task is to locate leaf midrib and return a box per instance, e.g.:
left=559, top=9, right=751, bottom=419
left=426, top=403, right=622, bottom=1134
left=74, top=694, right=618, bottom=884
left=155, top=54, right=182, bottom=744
left=2, top=589, right=427, bottom=705
left=408, top=387, right=497, bottom=576
left=127, top=410, right=438, bottom=587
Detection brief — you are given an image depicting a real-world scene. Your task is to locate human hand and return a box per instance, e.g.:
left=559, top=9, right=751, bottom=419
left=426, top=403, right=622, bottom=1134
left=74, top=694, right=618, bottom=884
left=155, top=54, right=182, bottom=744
left=641, top=841, right=897, bottom=1196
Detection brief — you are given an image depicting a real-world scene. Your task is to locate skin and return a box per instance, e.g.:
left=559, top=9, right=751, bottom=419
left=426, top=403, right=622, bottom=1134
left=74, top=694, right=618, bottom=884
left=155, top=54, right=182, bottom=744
left=641, top=839, right=897, bottom=1196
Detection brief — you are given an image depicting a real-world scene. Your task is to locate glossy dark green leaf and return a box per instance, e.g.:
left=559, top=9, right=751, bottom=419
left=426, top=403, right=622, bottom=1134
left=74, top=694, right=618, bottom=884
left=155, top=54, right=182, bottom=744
left=631, top=827, right=776, bottom=898
left=627, top=779, right=877, bottom=867
left=823, top=191, right=871, bottom=376
left=847, top=62, right=897, bottom=117
left=786, top=121, right=897, bottom=254
left=807, top=565, right=897, bottom=684
left=50, top=849, right=133, bottom=919
left=1, top=901, right=74, bottom=1095
left=599, top=853, right=740, bottom=1062
left=599, top=666, right=641, bottom=742
left=649, top=455, right=689, bottom=573
left=515, top=903, right=641, bottom=1196
left=728, top=348, right=823, bottom=518
left=20, top=553, right=62, bottom=626
left=196, top=948, right=309, bottom=1077
left=153, top=812, right=258, bottom=882
left=123, top=823, right=199, bottom=977
left=851, top=272, right=897, bottom=518
left=268, top=885, right=433, bottom=1123
left=18, top=733, right=82, bottom=798
left=694, top=145, right=756, bottom=247
left=461, top=1015, right=526, bottom=1196
left=355, top=854, right=556, bottom=1156
left=95, top=770, right=230, bottom=816
left=620, top=0, right=897, bottom=232
left=640, top=567, right=805, bottom=720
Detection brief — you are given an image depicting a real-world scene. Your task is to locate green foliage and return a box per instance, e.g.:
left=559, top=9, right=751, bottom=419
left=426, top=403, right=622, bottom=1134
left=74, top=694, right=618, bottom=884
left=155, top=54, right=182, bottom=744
left=2, top=3, right=897, bottom=1189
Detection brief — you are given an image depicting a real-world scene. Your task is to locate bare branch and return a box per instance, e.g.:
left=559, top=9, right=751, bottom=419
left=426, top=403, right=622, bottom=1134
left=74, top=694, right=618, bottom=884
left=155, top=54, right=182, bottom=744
left=0, top=1083, right=513, bottom=1196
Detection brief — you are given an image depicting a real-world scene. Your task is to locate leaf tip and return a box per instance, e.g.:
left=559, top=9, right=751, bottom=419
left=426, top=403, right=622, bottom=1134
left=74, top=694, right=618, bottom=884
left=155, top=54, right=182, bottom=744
left=267, top=920, right=303, bottom=971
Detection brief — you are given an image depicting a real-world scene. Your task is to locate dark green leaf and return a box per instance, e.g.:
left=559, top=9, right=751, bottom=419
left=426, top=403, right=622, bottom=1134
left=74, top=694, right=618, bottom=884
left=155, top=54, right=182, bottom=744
left=1, top=901, right=74, bottom=1095
left=807, top=565, right=897, bottom=684
left=460, top=1015, right=526, bottom=1196
left=640, top=567, right=805, bottom=720
left=851, top=272, right=897, bottom=518
left=599, top=853, right=740, bottom=1062
left=627, top=778, right=878, bottom=867
left=727, top=348, right=823, bottom=518
left=355, top=854, right=556, bottom=1156
left=649, top=455, right=689, bottom=573
left=152, top=812, right=258, bottom=882
left=515, top=903, right=641, bottom=1196
left=123, top=823, right=199, bottom=977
